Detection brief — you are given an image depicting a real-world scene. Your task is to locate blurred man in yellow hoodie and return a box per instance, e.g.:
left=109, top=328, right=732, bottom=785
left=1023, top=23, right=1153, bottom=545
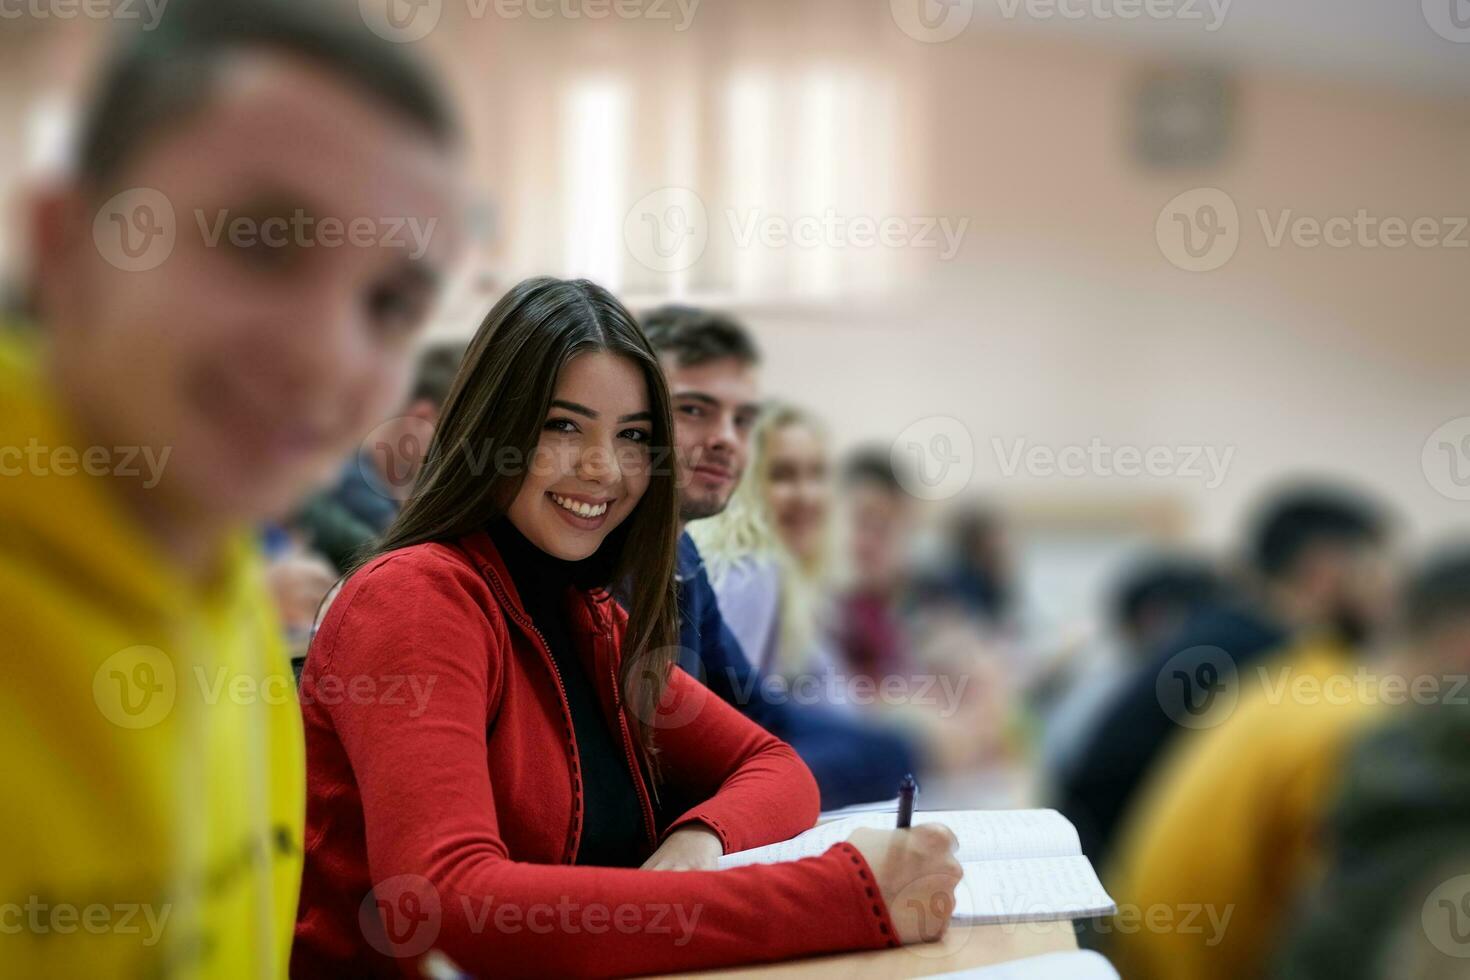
left=1, top=1, right=463, bottom=975
left=1103, top=507, right=1398, bottom=980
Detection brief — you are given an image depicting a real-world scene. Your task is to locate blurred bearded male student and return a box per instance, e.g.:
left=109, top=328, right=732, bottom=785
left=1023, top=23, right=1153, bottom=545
left=1057, top=484, right=1391, bottom=869
left=0, top=1, right=464, bottom=976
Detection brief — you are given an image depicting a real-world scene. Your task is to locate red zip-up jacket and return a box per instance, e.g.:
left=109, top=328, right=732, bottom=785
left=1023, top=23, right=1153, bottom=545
left=291, top=531, right=899, bottom=978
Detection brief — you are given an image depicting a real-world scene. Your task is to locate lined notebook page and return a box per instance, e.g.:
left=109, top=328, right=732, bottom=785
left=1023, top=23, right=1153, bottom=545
left=717, top=809, right=1081, bottom=869
left=951, top=856, right=1114, bottom=924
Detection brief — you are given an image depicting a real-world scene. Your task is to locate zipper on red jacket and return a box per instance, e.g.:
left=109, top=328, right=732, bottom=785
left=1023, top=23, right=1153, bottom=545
left=481, top=568, right=661, bottom=858
left=608, top=647, right=660, bottom=847
left=481, top=572, right=586, bottom=864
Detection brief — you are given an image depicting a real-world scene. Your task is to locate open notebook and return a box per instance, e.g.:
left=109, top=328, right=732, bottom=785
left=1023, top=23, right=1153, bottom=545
left=718, top=809, right=1115, bottom=925
left=926, top=950, right=1119, bottom=979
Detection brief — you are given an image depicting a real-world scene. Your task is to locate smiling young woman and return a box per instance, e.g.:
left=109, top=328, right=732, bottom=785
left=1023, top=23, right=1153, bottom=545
left=291, top=277, right=962, bottom=977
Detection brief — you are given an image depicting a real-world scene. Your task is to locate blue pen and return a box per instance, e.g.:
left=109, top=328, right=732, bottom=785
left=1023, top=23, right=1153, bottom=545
left=896, top=773, right=917, bottom=829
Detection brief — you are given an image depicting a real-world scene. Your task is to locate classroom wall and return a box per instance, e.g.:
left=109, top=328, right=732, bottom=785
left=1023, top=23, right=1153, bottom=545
left=2, top=1, right=1466, bottom=558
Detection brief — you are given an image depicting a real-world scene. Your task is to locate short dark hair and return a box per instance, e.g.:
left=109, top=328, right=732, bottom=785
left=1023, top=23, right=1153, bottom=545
left=1403, top=544, right=1470, bottom=641
left=76, top=0, right=456, bottom=189
left=842, top=446, right=906, bottom=496
left=410, top=341, right=466, bottom=409
left=1249, top=483, right=1388, bottom=581
left=640, top=305, right=761, bottom=368
left=1111, top=555, right=1222, bottom=638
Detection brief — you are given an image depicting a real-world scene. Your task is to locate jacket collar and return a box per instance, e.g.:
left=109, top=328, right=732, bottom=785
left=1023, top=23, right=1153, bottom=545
left=455, top=529, right=621, bottom=695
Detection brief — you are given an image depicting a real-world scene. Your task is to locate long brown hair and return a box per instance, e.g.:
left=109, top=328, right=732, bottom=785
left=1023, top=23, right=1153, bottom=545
left=360, top=277, right=680, bottom=767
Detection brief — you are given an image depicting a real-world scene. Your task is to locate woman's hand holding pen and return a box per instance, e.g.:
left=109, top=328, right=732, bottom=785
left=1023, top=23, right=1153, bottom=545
left=847, top=825, right=963, bottom=946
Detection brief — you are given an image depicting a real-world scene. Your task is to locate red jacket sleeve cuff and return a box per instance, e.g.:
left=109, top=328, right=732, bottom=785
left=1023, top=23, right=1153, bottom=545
left=663, top=811, right=733, bottom=852
left=828, top=841, right=901, bottom=948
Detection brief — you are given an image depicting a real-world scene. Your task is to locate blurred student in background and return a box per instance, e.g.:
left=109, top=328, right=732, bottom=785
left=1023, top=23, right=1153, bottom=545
left=1057, top=484, right=1391, bottom=867
left=642, top=306, right=922, bottom=808
left=295, top=279, right=961, bottom=977
left=1039, top=553, right=1223, bottom=784
left=293, top=340, right=465, bottom=573
left=925, top=507, right=1018, bottom=632
left=693, top=402, right=1003, bottom=776
left=1274, top=545, right=1470, bottom=980
left=835, top=448, right=919, bottom=683
left=692, top=402, right=843, bottom=679
left=0, top=0, right=463, bottom=974
left=1102, top=492, right=1397, bottom=980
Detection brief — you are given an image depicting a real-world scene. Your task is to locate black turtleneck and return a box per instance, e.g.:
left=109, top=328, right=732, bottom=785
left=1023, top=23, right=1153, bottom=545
left=486, top=518, right=646, bottom=867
